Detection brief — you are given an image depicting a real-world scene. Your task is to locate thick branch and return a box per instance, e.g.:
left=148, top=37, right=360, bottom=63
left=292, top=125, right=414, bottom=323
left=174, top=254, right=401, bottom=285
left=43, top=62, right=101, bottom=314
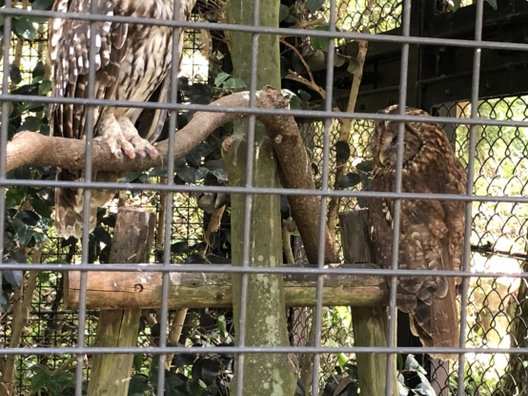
left=7, top=87, right=339, bottom=266
left=6, top=91, right=264, bottom=174
left=257, top=88, right=340, bottom=264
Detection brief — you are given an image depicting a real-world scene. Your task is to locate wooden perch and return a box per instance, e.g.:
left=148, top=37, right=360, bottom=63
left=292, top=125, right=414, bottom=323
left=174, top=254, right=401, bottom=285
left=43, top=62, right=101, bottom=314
left=65, top=268, right=386, bottom=309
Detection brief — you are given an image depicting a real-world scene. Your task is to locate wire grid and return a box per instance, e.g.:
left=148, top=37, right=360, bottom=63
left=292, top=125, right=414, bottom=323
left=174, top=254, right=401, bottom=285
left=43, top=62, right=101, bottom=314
left=1, top=1, right=528, bottom=396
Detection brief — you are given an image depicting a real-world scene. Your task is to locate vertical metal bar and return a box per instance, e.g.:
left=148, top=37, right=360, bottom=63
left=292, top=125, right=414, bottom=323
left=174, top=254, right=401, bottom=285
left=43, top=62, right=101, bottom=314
left=310, top=2, right=336, bottom=394
left=234, top=2, right=260, bottom=394
left=76, top=0, right=99, bottom=392
left=0, top=0, right=12, bottom=297
left=156, top=0, right=182, bottom=393
left=385, top=1, right=412, bottom=395
left=457, top=1, right=483, bottom=394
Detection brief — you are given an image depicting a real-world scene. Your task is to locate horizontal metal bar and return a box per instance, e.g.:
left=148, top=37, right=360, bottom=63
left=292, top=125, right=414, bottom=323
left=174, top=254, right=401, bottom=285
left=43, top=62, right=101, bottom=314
left=6, top=92, right=528, bottom=127
left=4, top=7, right=528, bottom=52
left=3, top=263, right=525, bottom=279
left=0, top=345, right=526, bottom=355
left=2, top=178, right=527, bottom=204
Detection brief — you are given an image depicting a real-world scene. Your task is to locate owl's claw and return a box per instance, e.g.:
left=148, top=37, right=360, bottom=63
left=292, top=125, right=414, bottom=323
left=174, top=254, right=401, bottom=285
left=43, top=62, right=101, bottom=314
left=98, top=112, right=159, bottom=160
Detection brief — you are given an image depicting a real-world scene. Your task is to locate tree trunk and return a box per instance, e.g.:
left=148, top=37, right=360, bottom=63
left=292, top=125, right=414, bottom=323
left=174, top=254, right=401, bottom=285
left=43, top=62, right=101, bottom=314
left=224, top=1, right=297, bottom=394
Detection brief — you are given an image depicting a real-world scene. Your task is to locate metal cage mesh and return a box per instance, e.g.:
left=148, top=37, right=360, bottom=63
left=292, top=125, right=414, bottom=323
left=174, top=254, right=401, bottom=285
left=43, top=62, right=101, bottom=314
left=1, top=0, right=528, bottom=395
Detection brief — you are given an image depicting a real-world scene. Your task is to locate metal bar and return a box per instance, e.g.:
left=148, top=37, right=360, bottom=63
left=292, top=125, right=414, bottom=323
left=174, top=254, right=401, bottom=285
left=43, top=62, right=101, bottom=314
left=457, top=2, right=484, bottom=394
left=1, top=264, right=526, bottom=279
left=3, top=7, right=528, bottom=52
left=0, top=345, right=526, bottom=355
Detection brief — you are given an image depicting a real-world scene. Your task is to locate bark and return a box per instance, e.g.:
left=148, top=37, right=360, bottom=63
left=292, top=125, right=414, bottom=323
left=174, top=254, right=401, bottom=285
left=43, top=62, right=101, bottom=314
left=87, top=208, right=156, bottom=396
left=65, top=267, right=386, bottom=309
left=224, top=0, right=297, bottom=394
left=0, top=250, right=40, bottom=396
left=340, top=210, right=397, bottom=396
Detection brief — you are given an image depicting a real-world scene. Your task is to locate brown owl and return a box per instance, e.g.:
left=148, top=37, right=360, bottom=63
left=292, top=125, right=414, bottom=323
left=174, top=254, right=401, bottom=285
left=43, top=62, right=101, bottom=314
left=368, top=105, right=467, bottom=356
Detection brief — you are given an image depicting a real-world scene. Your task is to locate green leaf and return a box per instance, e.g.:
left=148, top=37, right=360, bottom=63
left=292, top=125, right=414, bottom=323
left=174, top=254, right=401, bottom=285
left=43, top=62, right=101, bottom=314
left=214, top=72, right=231, bottom=87
left=452, top=0, right=462, bottom=9
left=310, top=24, right=330, bottom=51
left=30, top=365, right=51, bottom=391
left=223, top=77, right=247, bottom=91
left=176, top=166, right=197, bottom=183
left=19, top=116, right=42, bottom=131
left=5, top=188, right=25, bottom=207
left=279, top=4, right=290, bottom=22
left=10, top=64, right=22, bottom=84
left=288, top=93, right=303, bottom=110
left=191, top=358, right=221, bottom=385
left=209, top=168, right=228, bottom=182
left=13, top=18, right=37, bottom=41
left=32, top=0, right=53, bottom=10
left=38, top=79, right=52, bottom=95
left=31, top=197, right=51, bottom=218
left=306, top=0, right=324, bottom=13
left=32, top=61, right=45, bottom=78
left=485, top=0, right=498, bottom=10
left=338, top=172, right=361, bottom=188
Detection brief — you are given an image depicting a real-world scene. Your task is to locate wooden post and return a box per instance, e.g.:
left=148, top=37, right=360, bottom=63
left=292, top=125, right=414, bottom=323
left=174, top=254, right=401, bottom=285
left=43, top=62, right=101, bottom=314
left=87, top=208, right=155, bottom=396
left=339, top=209, right=396, bottom=396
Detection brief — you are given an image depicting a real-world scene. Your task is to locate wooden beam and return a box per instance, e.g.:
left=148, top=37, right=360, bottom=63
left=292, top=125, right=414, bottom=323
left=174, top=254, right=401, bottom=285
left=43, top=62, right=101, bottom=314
left=65, top=267, right=387, bottom=310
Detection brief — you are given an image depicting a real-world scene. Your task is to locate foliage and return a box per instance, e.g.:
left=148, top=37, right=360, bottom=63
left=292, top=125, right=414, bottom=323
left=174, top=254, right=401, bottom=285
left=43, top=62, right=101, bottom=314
left=29, top=364, right=76, bottom=396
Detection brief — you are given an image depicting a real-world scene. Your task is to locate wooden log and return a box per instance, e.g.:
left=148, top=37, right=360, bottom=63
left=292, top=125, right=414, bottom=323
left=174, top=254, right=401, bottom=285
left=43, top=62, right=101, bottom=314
left=87, top=208, right=156, bottom=396
left=339, top=209, right=396, bottom=396
left=65, top=267, right=387, bottom=309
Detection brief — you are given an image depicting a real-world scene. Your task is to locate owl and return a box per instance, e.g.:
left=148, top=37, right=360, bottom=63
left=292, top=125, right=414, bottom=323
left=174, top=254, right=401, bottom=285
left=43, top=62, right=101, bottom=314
left=368, top=105, right=467, bottom=355
left=49, top=0, right=195, bottom=238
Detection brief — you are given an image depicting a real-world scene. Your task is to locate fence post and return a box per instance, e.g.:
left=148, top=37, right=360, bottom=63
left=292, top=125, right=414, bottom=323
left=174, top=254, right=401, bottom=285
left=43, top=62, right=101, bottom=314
left=87, top=208, right=156, bottom=396
left=339, top=209, right=396, bottom=396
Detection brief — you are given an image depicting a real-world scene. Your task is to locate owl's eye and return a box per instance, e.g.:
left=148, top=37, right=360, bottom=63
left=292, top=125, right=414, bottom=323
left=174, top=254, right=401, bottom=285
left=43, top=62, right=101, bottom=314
left=390, top=135, right=398, bottom=146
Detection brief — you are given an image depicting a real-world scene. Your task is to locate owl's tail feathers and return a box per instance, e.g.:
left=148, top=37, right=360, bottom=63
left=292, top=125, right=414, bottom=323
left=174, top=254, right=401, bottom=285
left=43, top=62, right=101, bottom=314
left=410, top=278, right=460, bottom=360
left=54, top=169, right=117, bottom=239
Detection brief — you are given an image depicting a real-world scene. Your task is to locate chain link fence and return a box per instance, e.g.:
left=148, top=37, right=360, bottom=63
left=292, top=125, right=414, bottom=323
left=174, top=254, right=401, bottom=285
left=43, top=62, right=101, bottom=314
left=1, top=0, right=528, bottom=395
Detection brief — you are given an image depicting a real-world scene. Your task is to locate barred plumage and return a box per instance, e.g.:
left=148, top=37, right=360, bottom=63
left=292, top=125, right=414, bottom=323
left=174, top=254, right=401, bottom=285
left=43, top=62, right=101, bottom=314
left=50, top=0, right=195, bottom=238
left=368, top=105, right=467, bottom=356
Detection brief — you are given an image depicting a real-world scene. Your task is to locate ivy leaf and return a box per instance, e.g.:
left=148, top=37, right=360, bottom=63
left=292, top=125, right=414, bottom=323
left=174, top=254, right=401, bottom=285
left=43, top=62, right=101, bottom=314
left=10, top=64, right=22, bottom=84
left=13, top=18, right=37, bottom=41
left=338, top=172, right=361, bottom=188
left=306, top=0, right=324, bottom=13
left=335, top=141, right=351, bottom=163
left=176, top=166, right=197, bottom=183
left=214, top=72, right=231, bottom=87
left=484, top=0, right=497, bottom=10
left=38, top=79, right=52, bottom=95
left=32, top=0, right=54, bottom=10
left=4, top=269, right=24, bottom=288
left=279, top=4, right=290, bottom=22
left=209, top=168, right=228, bottom=182
left=18, top=116, right=42, bottom=131
left=191, top=358, right=221, bottom=385
left=195, top=166, right=209, bottom=181
left=223, top=77, right=247, bottom=91
left=310, top=24, right=330, bottom=51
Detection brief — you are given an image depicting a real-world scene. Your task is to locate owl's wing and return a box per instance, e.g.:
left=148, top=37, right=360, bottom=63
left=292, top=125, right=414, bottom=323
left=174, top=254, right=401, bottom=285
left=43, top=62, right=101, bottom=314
left=50, top=0, right=127, bottom=140
left=400, top=202, right=460, bottom=356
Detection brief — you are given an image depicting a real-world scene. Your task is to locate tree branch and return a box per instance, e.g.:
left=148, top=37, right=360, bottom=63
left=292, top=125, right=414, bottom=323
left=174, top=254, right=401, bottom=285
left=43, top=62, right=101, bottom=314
left=7, top=87, right=339, bottom=266
left=6, top=91, right=260, bottom=174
